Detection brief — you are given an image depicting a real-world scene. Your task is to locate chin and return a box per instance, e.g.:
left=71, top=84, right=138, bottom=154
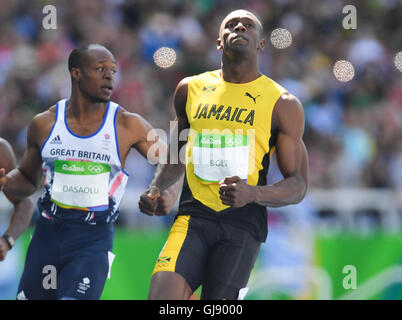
left=93, top=96, right=111, bottom=103
left=225, top=46, right=250, bottom=57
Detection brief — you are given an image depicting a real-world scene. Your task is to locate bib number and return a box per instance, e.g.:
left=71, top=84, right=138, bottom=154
left=51, top=160, right=110, bottom=210
left=192, top=134, right=249, bottom=184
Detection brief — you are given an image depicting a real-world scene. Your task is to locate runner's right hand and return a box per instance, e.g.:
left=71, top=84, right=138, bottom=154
left=139, top=186, right=160, bottom=216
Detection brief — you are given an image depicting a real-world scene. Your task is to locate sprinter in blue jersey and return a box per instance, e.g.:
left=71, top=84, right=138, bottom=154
left=0, top=44, right=180, bottom=300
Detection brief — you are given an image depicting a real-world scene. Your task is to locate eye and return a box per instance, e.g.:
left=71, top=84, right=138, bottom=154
left=227, top=21, right=236, bottom=28
left=97, top=67, right=104, bottom=72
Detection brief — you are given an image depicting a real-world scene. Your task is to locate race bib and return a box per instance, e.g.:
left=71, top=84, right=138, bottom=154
left=51, top=160, right=110, bottom=210
left=192, top=133, right=249, bottom=184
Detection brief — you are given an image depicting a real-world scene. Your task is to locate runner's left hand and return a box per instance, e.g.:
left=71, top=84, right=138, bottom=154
left=219, top=176, right=255, bottom=208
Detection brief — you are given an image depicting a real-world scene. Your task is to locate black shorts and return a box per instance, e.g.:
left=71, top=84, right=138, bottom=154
left=152, top=215, right=260, bottom=300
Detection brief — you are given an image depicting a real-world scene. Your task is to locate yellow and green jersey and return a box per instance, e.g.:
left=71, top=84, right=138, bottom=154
left=177, top=70, right=287, bottom=242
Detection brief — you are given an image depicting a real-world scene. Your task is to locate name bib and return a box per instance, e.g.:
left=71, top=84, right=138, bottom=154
left=192, top=133, right=249, bottom=184
left=51, top=160, right=110, bottom=210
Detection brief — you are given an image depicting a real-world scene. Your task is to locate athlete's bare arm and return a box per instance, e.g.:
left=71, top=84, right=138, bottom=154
left=0, top=138, right=34, bottom=261
left=138, top=77, right=190, bottom=216
left=0, top=108, right=56, bottom=198
left=219, top=93, right=308, bottom=207
left=115, top=109, right=164, bottom=167
left=116, top=108, right=184, bottom=216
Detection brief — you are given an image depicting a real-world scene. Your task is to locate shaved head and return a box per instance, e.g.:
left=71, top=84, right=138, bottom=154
left=68, top=43, right=113, bottom=72
left=219, top=9, right=264, bottom=38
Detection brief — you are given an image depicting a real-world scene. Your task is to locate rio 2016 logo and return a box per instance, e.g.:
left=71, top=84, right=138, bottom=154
left=88, top=165, right=103, bottom=174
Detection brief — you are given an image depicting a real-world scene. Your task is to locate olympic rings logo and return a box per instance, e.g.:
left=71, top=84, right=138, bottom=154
left=201, top=137, right=221, bottom=145
left=225, top=137, right=242, bottom=146
left=88, top=165, right=103, bottom=174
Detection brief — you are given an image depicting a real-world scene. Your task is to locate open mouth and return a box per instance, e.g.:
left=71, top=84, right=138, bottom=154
left=101, top=86, right=113, bottom=94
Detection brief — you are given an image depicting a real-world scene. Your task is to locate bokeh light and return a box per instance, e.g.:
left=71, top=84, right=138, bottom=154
left=153, top=47, right=176, bottom=69
left=333, top=60, right=355, bottom=82
left=395, top=52, right=402, bottom=72
left=270, top=28, right=292, bottom=49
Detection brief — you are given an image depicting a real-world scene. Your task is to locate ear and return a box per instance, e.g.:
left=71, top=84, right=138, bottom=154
left=217, top=38, right=223, bottom=51
left=70, top=68, right=81, bottom=82
left=257, top=38, right=266, bottom=51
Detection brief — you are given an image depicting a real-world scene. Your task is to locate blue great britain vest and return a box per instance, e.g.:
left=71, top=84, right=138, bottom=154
left=38, top=99, right=129, bottom=224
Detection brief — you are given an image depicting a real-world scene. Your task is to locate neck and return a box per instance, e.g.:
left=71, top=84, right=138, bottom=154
left=68, top=88, right=108, bottom=124
left=221, top=52, right=260, bottom=84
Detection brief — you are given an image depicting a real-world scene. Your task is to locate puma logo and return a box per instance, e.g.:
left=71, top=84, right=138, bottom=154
left=245, top=92, right=261, bottom=104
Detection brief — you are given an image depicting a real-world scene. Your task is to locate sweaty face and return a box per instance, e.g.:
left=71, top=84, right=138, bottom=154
left=76, top=47, right=116, bottom=103
left=218, top=10, right=264, bottom=56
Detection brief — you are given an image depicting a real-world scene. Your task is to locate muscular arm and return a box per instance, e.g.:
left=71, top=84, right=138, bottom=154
left=0, top=112, right=51, bottom=197
left=147, top=77, right=190, bottom=192
left=254, top=93, right=308, bottom=207
left=117, top=110, right=167, bottom=168
left=139, top=78, right=190, bottom=215
left=0, top=138, right=34, bottom=260
left=219, top=93, right=308, bottom=208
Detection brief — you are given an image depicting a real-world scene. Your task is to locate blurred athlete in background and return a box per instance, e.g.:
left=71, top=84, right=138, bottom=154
left=0, top=137, right=34, bottom=262
left=140, top=9, right=308, bottom=300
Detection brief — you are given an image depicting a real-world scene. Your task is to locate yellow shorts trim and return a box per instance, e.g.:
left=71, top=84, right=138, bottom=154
left=152, top=215, right=190, bottom=276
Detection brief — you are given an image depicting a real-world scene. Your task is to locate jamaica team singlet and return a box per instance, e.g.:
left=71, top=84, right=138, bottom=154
left=38, top=99, right=129, bottom=225
left=177, top=70, right=287, bottom=242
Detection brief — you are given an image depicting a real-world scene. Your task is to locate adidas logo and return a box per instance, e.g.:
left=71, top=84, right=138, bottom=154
left=50, top=135, right=62, bottom=144
left=17, top=290, right=28, bottom=300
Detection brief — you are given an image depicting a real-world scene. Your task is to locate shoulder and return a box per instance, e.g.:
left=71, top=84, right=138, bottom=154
left=30, top=105, right=57, bottom=128
left=0, top=137, right=12, bottom=151
left=0, top=137, right=16, bottom=171
left=175, top=76, right=192, bottom=94
left=0, top=137, right=14, bottom=158
left=273, top=92, right=305, bottom=133
left=28, top=105, right=58, bottom=146
left=115, top=107, right=161, bottom=147
left=115, top=107, right=155, bottom=142
left=275, top=92, right=304, bottom=114
left=274, top=92, right=304, bottom=116
left=116, top=107, right=151, bottom=128
left=173, top=77, right=193, bottom=119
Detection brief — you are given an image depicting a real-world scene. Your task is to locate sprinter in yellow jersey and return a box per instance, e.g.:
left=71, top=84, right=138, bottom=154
left=139, top=9, right=308, bottom=300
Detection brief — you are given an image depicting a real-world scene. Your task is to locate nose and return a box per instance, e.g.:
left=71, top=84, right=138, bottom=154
left=104, top=69, right=114, bottom=80
left=234, top=22, right=246, bottom=32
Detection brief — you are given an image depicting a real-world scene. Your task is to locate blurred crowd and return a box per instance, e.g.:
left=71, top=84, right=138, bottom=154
left=1, top=0, right=402, bottom=193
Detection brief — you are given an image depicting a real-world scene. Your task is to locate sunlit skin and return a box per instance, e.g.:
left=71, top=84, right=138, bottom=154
left=218, top=10, right=264, bottom=58
left=217, top=10, right=266, bottom=83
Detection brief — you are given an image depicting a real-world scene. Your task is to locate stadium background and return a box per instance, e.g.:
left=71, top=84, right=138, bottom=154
left=1, top=0, right=402, bottom=300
